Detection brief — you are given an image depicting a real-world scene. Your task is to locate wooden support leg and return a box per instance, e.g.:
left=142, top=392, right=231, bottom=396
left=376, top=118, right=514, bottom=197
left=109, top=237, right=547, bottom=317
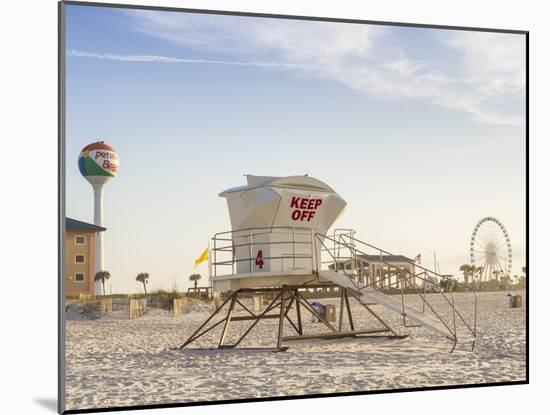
left=179, top=291, right=235, bottom=349
left=218, top=292, right=238, bottom=348
left=232, top=292, right=282, bottom=348
left=344, top=290, right=355, bottom=331
left=283, top=296, right=301, bottom=335
left=277, top=287, right=287, bottom=349
left=339, top=288, right=345, bottom=332
left=235, top=298, right=256, bottom=317
left=295, top=289, right=303, bottom=335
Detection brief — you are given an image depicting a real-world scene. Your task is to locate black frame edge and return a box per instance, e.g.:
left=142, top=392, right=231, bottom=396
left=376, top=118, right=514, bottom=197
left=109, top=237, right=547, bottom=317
left=58, top=1, right=67, bottom=413
left=61, top=0, right=528, bottom=34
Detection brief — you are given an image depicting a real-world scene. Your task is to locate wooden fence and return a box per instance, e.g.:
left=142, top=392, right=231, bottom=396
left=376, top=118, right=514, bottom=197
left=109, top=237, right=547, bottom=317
left=129, top=298, right=147, bottom=319
left=173, top=298, right=189, bottom=316
left=99, top=298, right=113, bottom=314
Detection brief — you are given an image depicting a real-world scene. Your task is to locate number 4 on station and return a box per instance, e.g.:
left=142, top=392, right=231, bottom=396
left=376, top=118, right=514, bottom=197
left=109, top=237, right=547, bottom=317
left=255, top=250, right=264, bottom=270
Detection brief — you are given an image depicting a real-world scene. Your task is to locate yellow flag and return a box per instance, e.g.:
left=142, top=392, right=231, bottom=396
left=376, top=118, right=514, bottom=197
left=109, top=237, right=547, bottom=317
left=194, top=248, right=209, bottom=268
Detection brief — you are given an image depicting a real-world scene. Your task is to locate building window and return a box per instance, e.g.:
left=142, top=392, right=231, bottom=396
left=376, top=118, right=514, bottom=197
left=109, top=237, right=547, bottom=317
left=74, top=273, right=85, bottom=282
left=75, top=254, right=85, bottom=264
left=75, top=235, right=85, bottom=245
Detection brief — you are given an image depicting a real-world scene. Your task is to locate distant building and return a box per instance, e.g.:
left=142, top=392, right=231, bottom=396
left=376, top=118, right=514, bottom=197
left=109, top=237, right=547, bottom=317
left=65, top=218, right=106, bottom=296
left=329, top=254, right=417, bottom=288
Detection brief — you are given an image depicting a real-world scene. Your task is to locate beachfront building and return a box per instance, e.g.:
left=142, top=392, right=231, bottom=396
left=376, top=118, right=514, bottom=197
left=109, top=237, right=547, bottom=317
left=65, top=217, right=106, bottom=297
left=330, top=254, right=417, bottom=288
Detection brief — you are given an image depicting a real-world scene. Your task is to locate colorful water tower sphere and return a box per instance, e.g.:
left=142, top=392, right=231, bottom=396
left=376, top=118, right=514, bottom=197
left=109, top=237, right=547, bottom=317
left=78, top=141, right=119, bottom=295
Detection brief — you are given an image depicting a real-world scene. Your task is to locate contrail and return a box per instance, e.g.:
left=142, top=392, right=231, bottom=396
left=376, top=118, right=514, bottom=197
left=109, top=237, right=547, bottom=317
left=66, top=49, right=325, bottom=71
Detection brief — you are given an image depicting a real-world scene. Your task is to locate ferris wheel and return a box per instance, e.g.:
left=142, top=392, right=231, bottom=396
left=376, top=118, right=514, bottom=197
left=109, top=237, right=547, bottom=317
left=470, top=217, right=512, bottom=281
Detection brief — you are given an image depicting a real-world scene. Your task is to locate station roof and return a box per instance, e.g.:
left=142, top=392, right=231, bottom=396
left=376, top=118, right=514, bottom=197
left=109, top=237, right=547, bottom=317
left=357, top=254, right=413, bottom=263
left=66, top=217, right=106, bottom=232
left=219, top=175, right=336, bottom=196
left=329, top=254, right=414, bottom=269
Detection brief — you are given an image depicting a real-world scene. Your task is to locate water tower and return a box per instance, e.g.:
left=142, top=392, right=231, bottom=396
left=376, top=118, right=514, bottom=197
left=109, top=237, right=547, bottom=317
left=78, top=141, right=119, bottom=295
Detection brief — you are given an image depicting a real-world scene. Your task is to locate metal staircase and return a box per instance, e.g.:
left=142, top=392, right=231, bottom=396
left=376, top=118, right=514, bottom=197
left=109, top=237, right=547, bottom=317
left=315, top=231, right=478, bottom=350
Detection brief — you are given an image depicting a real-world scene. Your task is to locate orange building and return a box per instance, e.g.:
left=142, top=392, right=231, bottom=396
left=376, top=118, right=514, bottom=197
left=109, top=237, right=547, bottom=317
left=65, top=218, right=106, bottom=297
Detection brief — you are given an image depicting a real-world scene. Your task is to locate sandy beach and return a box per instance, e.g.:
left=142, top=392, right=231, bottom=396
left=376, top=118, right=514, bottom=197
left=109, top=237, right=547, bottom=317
left=65, top=290, right=526, bottom=411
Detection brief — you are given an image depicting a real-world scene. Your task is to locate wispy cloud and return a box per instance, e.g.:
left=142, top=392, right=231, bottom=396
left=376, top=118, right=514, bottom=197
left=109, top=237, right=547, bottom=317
left=67, top=49, right=469, bottom=82
left=70, top=10, right=526, bottom=126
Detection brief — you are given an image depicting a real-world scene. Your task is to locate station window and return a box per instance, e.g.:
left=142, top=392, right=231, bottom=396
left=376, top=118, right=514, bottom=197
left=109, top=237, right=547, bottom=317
left=74, top=273, right=85, bottom=282
left=75, top=235, right=85, bottom=245
left=75, top=254, right=85, bottom=264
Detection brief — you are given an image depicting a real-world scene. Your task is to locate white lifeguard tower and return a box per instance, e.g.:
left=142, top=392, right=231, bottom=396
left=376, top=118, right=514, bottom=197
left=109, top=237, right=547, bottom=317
left=181, top=175, right=478, bottom=352
left=211, top=175, right=346, bottom=290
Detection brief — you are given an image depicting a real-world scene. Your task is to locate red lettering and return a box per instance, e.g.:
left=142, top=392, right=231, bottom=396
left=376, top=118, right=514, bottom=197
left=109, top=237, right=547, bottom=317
left=255, top=250, right=264, bottom=269
left=95, top=151, right=118, bottom=160
left=291, top=197, right=322, bottom=221
left=102, top=160, right=118, bottom=173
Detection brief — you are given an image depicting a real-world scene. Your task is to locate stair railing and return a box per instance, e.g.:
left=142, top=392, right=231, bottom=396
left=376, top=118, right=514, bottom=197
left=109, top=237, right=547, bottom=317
left=336, top=233, right=477, bottom=338
left=315, top=232, right=477, bottom=344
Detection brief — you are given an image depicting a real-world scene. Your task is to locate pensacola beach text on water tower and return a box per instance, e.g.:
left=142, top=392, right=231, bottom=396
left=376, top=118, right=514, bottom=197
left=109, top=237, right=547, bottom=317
left=78, top=141, right=119, bottom=295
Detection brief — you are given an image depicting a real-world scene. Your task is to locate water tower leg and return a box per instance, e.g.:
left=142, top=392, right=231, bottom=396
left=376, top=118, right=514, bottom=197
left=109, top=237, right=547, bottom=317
left=92, top=184, right=104, bottom=296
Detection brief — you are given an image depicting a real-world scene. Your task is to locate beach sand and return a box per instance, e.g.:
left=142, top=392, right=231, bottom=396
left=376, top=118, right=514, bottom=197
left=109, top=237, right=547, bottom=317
left=65, top=290, right=526, bottom=410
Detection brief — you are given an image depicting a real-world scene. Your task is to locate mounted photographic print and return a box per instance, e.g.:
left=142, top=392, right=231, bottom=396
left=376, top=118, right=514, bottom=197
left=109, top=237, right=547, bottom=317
left=59, top=1, right=528, bottom=413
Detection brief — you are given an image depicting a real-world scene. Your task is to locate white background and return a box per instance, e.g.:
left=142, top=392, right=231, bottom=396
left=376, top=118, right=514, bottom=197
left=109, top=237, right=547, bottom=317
left=0, top=0, right=543, bottom=414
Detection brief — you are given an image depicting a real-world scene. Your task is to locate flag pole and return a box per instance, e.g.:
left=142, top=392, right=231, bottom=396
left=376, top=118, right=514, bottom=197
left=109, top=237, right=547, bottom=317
left=207, top=242, right=212, bottom=289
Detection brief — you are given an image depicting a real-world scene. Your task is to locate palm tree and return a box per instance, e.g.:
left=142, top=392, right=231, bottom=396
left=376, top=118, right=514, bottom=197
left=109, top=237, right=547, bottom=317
left=94, top=270, right=111, bottom=296
left=136, top=272, right=149, bottom=294
left=476, top=266, right=484, bottom=280
left=189, top=273, right=201, bottom=291
left=459, top=264, right=473, bottom=284
left=500, top=275, right=511, bottom=289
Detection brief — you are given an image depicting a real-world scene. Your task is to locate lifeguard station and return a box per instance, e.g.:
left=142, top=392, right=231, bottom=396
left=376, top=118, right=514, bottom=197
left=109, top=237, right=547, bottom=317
left=180, top=175, right=477, bottom=352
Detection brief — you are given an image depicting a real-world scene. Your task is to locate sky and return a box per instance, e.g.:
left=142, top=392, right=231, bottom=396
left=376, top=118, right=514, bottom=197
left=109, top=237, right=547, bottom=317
left=64, top=5, right=526, bottom=293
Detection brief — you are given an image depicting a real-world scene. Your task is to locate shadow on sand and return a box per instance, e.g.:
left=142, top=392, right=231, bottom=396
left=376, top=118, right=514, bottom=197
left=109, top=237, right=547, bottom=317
left=34, top=398, right=57, bottom=412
